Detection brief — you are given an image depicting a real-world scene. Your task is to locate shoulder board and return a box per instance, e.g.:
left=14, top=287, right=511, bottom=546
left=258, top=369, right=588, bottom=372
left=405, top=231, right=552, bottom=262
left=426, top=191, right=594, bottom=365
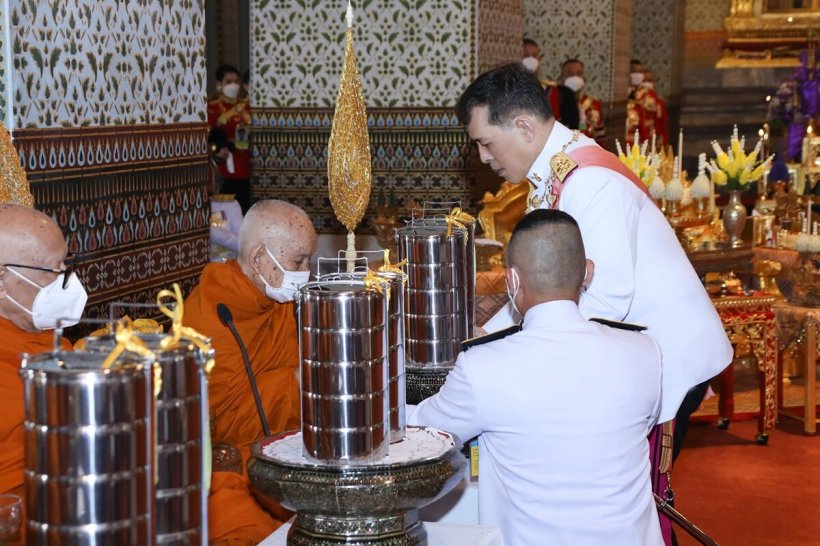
left=589, top=317, right=647, bottom=332
left=461, top=323, right=522, bottom=351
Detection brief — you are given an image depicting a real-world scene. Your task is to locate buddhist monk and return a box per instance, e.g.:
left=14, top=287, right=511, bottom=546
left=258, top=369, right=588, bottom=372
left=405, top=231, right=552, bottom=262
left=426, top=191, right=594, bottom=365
left=183, top=199, right=317, bottom=545
left=0, top=204, right=86, bottom=506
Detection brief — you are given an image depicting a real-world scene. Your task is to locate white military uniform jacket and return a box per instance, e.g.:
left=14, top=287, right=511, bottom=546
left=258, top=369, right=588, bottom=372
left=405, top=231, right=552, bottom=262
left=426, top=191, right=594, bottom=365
left=410, top=300, right=664, bottom=546
left=485, top=122, right=733, bottom=422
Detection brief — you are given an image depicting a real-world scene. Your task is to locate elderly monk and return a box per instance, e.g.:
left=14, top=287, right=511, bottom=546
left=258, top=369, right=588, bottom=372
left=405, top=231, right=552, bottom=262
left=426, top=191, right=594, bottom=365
left=184, top=199, right=316, bottom=545
left=0, top=204, right=86, bottom=498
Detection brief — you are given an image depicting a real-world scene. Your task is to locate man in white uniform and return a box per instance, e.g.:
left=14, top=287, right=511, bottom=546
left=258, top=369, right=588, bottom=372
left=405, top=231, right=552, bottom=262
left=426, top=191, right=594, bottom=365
left=463, top=63, right=731, bottom=431
left=410, top=209, right=664, bottom=546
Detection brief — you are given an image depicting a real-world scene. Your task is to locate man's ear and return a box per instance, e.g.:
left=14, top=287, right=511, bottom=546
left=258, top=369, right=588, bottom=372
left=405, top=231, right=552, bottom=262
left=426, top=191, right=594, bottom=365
left=248, top=244, right=265, bottom=275
left=582, top=259, right=595, bottom=289
left=513, top=115, right=536, bottom=143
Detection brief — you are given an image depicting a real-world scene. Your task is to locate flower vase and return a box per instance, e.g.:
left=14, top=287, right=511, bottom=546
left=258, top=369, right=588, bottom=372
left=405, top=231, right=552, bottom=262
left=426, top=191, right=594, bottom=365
left=722, top=190, right=747, bottom=247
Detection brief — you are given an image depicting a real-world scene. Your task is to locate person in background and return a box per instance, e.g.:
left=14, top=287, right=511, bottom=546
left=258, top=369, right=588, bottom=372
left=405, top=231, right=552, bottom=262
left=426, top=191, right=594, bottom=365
left=523, top=38, right=580, bottom=132
left=559, top=58, right=606, bottom=146
left=208, top=64, right=253, bottom=213
left=184, top=199, right=316, bottom=545
left=410, top=209, right=664, bottom=546
left=643, top=70, right=669, bottom=146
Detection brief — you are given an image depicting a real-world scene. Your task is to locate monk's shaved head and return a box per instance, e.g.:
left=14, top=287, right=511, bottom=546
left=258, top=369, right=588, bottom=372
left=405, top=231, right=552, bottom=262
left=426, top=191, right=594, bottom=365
left=0, top=204, right=65, bottom=265
left=237, top=199, right=317, bottom=294
left=239, top=199, right=315, bottom=260
left=507, top=209, right=586, bottom=298
left=0, top=204, right=69, bottom=331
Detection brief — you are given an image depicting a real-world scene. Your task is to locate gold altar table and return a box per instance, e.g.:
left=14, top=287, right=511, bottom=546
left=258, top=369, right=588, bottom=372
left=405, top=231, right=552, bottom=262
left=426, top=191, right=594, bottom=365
left=709, top=294, right=779, bottom=444
left=773, top=303, right=820, bottom=435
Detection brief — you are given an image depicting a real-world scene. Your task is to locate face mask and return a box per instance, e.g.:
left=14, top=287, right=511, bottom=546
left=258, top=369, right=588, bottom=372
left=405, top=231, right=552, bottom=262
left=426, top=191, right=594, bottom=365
left=222, top=83, right=240, bottom=99
left=259, top=247, right=310, bottom=303
left=629, top=72, right=645, bottom=86
left=642, top=81, right=655, bottom=90
left=504, top=267, right=522, bottom=317
left=564, top=75, right=585, bottom=93
left=522, top=56, right=539, bottom=73
left=6, top=269, right=88, bottom=330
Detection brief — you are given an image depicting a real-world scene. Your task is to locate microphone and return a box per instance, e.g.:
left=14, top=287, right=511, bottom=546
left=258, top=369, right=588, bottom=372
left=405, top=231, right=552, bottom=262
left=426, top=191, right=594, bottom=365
left=216, top=303, right=271, bottom=437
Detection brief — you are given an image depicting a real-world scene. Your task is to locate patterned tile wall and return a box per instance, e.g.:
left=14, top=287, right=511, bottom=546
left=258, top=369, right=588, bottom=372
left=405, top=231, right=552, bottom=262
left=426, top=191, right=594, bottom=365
left=685, top=0, right=730, bottom=33
left=631, top=0, right=685, bottom=98
left=477, top=0, right=523, bottom=74
left=20, top=125, right=211, bottom=325
left=523, top=0, right=621, bottom=103
left=250, top=0, right=475, bottom=108
left=252, top=108, right=499, bottom=234
left=10, top=0, right=206, bottom=128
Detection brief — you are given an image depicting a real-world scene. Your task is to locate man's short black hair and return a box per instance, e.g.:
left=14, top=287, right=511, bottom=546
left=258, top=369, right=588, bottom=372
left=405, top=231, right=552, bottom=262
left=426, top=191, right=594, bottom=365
left=630, top=59, right=643, bottom=67
left=455, top=63, right=554, bottom=126
left=523, top=37, right=539, bottom=48
left=216, top=64, right=240, bottom=82
left=561, top=59, right=583, bottom=70
left=512, top=208, right=580, bottom=240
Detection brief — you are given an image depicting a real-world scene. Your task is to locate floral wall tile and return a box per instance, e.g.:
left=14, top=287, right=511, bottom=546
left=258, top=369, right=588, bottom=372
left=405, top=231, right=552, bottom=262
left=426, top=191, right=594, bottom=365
left=11, top=0, right=206, bottom=129
left=251, top=0, right=475, bottom=108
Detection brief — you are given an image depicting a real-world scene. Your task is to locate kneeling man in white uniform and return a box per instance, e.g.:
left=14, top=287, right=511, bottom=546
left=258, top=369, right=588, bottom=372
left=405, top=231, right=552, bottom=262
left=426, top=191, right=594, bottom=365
left=409, top=209, right=663, bottom=546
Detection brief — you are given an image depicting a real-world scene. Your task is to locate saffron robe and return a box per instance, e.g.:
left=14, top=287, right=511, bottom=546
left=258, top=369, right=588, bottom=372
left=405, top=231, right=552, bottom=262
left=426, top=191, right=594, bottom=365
left=183, top=260, right=300, bottom=545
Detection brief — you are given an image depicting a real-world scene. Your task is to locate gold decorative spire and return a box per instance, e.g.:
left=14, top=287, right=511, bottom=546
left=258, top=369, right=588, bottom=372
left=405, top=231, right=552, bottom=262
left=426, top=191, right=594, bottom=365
left=327, top=1, right=371, bottom=266
left=0, top=123, right=34, bottom=207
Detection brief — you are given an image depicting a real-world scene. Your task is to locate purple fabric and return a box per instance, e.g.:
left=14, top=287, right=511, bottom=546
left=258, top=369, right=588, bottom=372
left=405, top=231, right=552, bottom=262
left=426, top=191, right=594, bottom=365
left=788, top=122, right=805, bottom=161
left=801, top=79, right=818, bottom=118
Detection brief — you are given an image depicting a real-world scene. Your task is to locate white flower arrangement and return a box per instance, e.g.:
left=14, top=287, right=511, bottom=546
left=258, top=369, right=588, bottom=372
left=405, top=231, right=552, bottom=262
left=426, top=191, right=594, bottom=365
left=690, top=153, right=711, bottom=199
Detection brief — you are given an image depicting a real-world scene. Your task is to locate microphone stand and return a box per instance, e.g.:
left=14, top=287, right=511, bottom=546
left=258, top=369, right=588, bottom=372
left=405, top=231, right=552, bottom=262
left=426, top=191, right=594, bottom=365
left=216, top=303, right=271, bottom=437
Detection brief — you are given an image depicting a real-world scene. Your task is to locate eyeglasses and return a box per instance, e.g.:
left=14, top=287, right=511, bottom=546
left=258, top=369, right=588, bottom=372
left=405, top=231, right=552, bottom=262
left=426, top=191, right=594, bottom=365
left=2, top=256, right=78, bottom=290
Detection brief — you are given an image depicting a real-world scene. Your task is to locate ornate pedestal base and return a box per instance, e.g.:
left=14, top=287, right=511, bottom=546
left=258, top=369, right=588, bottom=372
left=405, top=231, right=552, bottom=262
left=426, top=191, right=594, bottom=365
left=249, top=427, right=466, bottom=546
left=405, top=367, right=452, bottom=405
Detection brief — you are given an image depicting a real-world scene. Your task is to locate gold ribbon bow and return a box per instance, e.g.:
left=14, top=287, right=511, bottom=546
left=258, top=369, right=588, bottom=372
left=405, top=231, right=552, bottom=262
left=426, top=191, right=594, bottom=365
left=157, top=283, right=216, bottom=375
left=444, top=207, right=475, bottom=237
left=377, top=249, right=407, bottom=277
left=363, top=269, right=390, bottom=300
left=101, top=317, right=159, bottom=394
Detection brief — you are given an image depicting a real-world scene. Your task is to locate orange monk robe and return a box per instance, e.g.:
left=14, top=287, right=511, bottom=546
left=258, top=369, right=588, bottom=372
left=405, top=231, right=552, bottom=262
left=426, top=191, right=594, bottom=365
left=183, top=259, right=300, bottom=545
left=0, top=317, right=72, bottom=495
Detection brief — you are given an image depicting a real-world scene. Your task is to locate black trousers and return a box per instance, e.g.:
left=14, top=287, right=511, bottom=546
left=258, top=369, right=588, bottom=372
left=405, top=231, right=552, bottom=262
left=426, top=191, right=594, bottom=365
left=673, top=380, right=710, bottom=461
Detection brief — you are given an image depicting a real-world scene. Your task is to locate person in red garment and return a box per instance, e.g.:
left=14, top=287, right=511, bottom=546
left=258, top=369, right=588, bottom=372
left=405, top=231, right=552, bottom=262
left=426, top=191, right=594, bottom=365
left=208, top=64, right=253, bottom=213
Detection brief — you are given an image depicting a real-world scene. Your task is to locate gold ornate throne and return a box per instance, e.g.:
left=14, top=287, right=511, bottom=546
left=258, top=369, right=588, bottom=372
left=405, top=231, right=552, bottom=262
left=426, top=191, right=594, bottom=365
left=478, top=181, right=529, bottom=244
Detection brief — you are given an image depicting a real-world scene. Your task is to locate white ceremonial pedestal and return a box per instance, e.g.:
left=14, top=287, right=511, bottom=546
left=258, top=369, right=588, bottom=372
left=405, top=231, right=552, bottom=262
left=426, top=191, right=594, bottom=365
left=258, top=518, right=502, bottom=546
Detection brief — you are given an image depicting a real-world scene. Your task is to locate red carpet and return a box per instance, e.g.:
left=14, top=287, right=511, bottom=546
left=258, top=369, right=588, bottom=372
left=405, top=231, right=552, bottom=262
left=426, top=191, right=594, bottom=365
left=672, top=419, right=820, bottom=545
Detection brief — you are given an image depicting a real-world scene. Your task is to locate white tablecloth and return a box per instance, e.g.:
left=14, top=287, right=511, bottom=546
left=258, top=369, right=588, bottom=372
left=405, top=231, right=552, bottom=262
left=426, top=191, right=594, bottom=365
left=259, top=518, right=502, bottom=546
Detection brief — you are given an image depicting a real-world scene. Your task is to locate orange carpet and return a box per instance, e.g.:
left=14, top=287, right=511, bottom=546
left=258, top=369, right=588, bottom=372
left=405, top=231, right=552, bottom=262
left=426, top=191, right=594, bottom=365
left=672, top=419, right=820, bottom=546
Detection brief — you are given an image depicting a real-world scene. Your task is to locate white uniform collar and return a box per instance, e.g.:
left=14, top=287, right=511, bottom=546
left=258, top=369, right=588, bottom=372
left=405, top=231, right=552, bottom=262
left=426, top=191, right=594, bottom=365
left=525, top=121, right=595, bottom=209
left=522, top=300, right=585, bottom=330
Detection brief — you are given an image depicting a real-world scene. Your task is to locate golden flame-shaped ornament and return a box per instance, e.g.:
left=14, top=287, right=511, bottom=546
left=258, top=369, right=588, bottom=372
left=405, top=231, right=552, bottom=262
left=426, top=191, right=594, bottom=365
left=327, top=3, right=371, bottom=235
left=0, top=123, right=34, bottom=207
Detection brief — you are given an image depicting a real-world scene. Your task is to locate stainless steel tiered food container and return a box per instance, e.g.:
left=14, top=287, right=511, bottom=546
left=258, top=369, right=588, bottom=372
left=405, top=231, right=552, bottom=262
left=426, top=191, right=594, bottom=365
left=83, top=334, right=211, bottom=546
left=20, top=351, right=156, bottom=545
left=298, top=280, right=391, bottom=463
left=397, top=217, right=475, bottom=403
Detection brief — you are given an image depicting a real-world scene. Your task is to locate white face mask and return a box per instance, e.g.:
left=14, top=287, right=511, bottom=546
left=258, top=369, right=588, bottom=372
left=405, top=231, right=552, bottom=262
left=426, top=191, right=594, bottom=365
left=222, top=83, right=241, bottom=99
left=5, top=268, right=88, bottom=330
left=259, top=247, right=310, bottom=303
left=563, top=75, right=585, bottom=93
left=629, top=72, right=645, bottom=86
left=522, top=56, right=539, bottom=73
left=504, top=267, right=522, bottom=318
left=642, top=81, right=655, bottom=90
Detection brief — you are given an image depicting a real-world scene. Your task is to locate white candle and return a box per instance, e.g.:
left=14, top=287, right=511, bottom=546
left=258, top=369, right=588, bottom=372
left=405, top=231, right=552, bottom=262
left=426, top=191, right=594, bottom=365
left=807, top=195, right=812, bottom=233
left=650, top=130, right=656, bottom=162
left=677, top=129, right=683, bottom=171
left=346, top=0, right=353, bottom=28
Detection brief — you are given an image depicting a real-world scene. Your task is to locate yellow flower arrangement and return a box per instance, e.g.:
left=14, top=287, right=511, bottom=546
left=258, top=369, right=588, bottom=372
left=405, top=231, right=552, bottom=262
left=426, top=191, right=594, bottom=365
left=616, top=134, right=660, bottom=189
left=707, top=125, right=773, bottom=191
